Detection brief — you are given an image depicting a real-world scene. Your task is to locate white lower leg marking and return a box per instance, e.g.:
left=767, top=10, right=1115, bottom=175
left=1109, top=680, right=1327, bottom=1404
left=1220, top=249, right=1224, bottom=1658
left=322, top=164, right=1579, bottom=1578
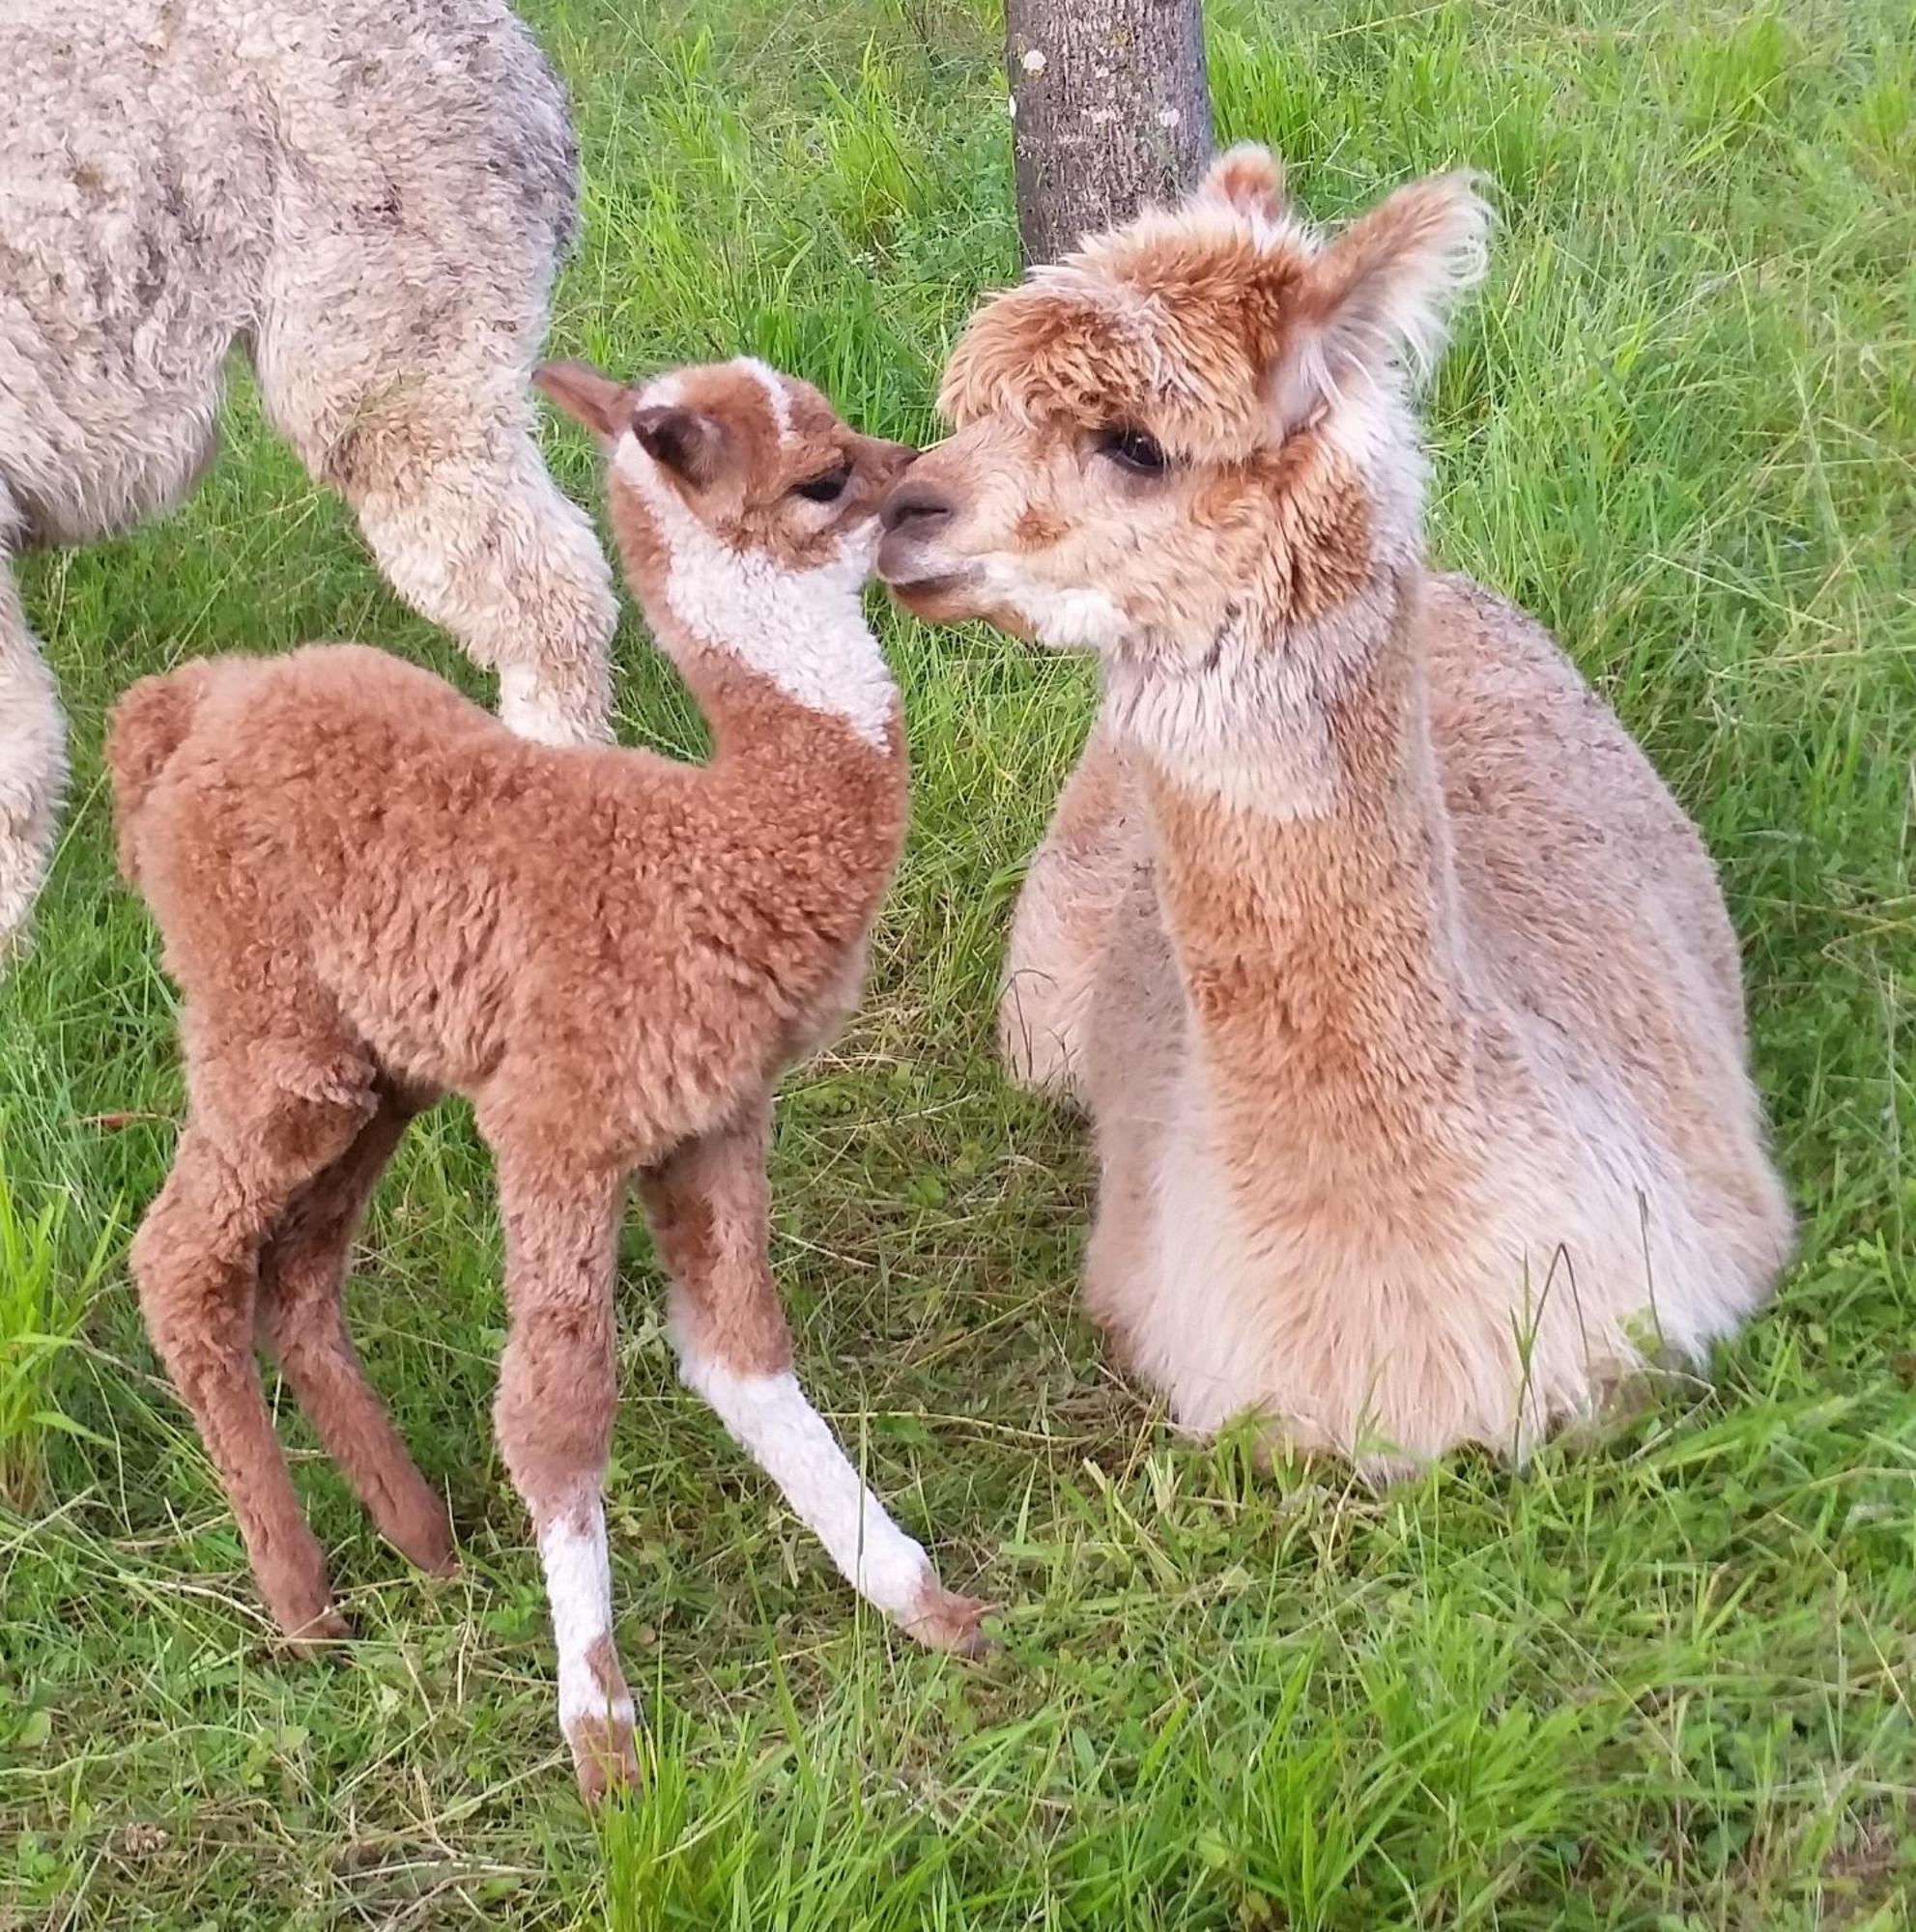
left=679, top=1354, right=931, bottom=1618
left=498, top=662, right=582, bottom=746
left=536, top=1501, right=634, bottom=1738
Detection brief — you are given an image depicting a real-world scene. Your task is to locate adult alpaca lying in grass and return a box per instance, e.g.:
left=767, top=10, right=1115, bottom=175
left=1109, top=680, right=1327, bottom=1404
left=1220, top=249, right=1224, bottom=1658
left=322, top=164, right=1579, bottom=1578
left=108, top=356, right=985, bottom=1804
left=877, top=147, right=1795, bottom=1466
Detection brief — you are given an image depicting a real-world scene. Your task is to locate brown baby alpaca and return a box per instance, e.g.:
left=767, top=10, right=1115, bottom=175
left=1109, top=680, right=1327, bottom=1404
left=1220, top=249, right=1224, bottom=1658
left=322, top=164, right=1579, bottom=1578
left=110, top=356, right=985, bottom=1805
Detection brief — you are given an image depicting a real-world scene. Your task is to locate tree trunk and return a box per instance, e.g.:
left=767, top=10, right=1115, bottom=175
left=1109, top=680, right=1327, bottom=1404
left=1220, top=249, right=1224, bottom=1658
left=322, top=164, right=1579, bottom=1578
left=1005, top=0, right=1214, bottom=266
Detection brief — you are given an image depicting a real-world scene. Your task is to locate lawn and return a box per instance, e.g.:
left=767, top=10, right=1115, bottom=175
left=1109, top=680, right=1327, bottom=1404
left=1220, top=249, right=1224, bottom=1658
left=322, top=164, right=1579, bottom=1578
left=3, top=0, right=1913, bottom=1923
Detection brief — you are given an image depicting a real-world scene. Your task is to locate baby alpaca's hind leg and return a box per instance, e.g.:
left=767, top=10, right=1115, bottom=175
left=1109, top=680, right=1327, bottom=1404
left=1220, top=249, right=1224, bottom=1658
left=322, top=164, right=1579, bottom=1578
left=132, top=1054, right=375, bottom=1640
left=256, top=1088, right=454, bottom=1577
left=487, top=1146, right=638, bottom=1804
left=0, top=546, right=68, bottom=951
left=256, top=341, right=617, bottom=749
left=640, top=1097, right=988, bottom=1657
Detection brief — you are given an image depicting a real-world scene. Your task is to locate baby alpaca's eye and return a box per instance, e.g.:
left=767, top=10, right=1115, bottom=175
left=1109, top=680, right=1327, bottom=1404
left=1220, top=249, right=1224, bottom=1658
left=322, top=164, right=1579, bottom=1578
left=792, top=465, right=851, bottom=502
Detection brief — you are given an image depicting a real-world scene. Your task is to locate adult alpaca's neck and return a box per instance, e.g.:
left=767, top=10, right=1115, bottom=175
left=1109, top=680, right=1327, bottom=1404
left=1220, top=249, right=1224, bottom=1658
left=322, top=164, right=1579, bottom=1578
left=1114, top=561, right=1479, bottom=1183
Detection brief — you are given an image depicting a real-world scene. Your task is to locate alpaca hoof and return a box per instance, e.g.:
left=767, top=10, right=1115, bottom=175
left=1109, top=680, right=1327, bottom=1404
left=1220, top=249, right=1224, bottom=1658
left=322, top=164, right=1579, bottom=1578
left=281, top=1605, right=351, bottom=1646
left=407, top=1541, right=459, bottom=1582
left=264, top=1563, right=348, bottom=1645
left=901, top=1576, right=995, bottom=1659
left=262, top=1544, right=345, bottom=1645
left=569, top=1716, right=643, bottom=1808
left=388, top=1499, right=457, bottom=1577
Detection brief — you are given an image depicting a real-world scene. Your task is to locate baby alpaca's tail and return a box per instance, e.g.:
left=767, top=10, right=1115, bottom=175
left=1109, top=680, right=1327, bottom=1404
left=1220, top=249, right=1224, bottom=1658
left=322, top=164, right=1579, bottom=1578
left=106, top=665, right=214, bottom=884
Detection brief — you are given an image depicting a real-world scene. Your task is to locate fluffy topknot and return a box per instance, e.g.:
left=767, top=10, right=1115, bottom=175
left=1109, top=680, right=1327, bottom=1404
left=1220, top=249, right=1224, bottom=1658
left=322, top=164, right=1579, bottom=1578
left=938, top=145, right=1490, bottom=463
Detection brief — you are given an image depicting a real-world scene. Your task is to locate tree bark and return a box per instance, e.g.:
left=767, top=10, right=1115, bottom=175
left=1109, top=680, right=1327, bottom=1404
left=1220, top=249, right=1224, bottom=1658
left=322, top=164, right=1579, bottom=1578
left=1006, top=0, right=1214, bottom=266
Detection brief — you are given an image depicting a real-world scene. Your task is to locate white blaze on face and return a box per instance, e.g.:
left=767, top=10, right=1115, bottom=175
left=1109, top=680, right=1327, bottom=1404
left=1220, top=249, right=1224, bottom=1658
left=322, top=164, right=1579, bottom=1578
left=536, top=1499, right=634, bottom=1742
left=614, top=374, right=897, bottom=749
left=676, top=1345, right=935, bottom=1621
left=740, top=357, right=794, bottom=440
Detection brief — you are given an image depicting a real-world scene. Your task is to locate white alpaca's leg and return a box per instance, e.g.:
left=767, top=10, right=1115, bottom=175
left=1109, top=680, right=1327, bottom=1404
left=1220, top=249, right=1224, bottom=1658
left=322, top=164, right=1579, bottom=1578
left=254, top=282, right=618, bottom=749
left=999, top=725, right=1145, bottom=1101
left=347, top=421, right=618, bottom=748
left=639, top=1101, right=989, bottom=1655
left=0, top=548, right=67, bottom=952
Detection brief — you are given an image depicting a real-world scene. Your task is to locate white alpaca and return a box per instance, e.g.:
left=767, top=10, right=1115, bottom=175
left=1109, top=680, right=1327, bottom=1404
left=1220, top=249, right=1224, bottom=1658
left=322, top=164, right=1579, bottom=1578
left=0, top=0, right=620, bottom=947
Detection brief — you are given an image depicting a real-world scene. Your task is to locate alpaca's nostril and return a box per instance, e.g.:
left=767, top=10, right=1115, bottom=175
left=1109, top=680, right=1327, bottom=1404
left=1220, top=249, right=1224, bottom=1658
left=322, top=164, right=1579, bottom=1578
left=880, top=481, right=954, bottom=534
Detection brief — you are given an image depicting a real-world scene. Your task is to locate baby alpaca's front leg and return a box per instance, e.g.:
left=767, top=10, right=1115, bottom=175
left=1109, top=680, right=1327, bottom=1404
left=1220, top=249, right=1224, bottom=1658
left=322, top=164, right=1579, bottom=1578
left=490, top=1153, right=641, bottom=1804
left=641, top=1102, right=988, bottom=1656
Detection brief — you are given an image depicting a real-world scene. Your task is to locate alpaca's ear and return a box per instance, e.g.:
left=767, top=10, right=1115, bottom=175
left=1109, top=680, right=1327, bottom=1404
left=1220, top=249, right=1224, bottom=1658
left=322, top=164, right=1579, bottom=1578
left=631, top=404, right=728, bottom=488
left=1194, top=143, right=1286, bottom=222
left=1288, top=171, right=1490, bottom=406
left=533, top=360, right=631, bottom=440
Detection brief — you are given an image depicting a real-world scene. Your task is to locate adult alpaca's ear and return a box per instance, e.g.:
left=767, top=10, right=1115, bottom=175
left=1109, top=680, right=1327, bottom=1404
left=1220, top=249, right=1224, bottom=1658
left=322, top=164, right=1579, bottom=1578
left=1296, top=171, right=1491, bottom=398
left=532, top=360, right=637, bottom=442
left=1193, top=143, right=1288, bottom=222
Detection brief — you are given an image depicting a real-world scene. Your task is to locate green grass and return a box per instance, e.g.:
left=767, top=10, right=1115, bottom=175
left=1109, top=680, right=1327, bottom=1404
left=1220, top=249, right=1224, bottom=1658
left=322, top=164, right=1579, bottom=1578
left=3, top=0, right=1912, bottom=1922
left=0, top=1134, right=119, bottom=1514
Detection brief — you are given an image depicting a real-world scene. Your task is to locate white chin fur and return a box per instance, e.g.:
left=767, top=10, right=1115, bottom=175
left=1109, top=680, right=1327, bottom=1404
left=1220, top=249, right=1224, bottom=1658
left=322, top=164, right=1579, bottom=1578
left=966, top=559, right=1131, bottom=652
left=833, top=516, right=884, bottom=583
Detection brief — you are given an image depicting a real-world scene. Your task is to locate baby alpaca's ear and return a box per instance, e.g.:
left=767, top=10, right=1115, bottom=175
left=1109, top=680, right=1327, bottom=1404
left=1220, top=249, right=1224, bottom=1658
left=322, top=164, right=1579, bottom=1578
left=533, top=360, right=632, bottom=440
left=631, top=406, right=728, bottom=489
left=1193, top=143, right=1287, bottom=222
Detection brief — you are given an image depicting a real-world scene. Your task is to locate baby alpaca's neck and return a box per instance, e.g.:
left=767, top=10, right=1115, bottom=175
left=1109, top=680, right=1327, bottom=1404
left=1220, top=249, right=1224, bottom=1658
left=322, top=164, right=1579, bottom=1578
left=611, top=483, right=907, bottom=1005
left=617, top=440, right=898, bottom=757
left=654, top=600, right=898, bottom=766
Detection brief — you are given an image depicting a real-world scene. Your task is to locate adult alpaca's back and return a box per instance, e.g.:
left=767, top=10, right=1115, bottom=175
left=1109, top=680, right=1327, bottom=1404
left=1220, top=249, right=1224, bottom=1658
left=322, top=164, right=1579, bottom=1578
left=0, top=0, right=617, bottom=943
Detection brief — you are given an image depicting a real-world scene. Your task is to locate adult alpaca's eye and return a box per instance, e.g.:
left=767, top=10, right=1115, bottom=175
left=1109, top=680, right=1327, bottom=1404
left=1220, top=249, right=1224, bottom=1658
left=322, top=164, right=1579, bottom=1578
left=1100, top=428, right=1168, bottom=475
left=792, top=465, right=850, bottom=502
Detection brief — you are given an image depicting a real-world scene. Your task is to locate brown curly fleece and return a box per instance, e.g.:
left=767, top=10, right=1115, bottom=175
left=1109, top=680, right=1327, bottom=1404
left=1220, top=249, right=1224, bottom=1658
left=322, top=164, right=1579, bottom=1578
left=110, top=357, right=984, bottom=1804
